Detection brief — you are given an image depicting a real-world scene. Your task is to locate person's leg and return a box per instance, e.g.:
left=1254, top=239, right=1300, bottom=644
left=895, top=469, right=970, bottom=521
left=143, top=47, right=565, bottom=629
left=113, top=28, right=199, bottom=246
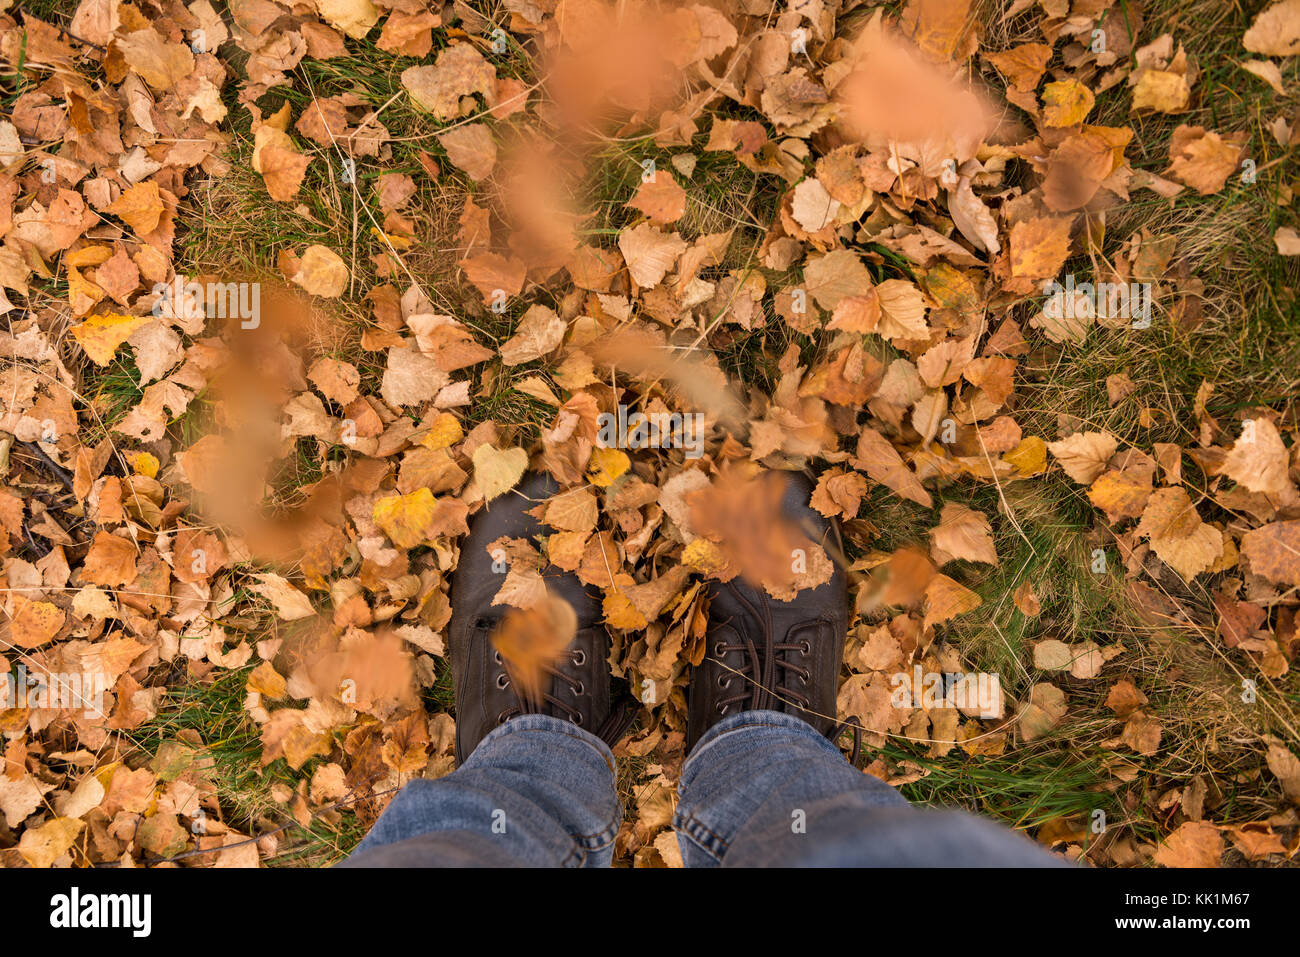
left=680, top=471, right=1063, bottom=867
left=673, top=709, right=1063, bottom=867
left=342, top=714, right=620, bottom=867
left=344, top=471, right=635, bottom=867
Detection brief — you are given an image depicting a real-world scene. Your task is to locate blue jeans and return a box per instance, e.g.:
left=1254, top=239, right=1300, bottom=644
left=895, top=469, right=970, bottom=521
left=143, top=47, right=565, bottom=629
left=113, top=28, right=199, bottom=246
left=342, top=710, right=1061, bottom=867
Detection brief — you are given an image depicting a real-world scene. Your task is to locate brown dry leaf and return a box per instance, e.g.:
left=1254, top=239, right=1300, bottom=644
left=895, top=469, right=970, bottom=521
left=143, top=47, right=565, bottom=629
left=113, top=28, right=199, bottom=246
left=82, top=531, right=138, bottom=586
left=377, top=10, right=439, bottom=56
left=107, top=180, right=164, bottom=235
left=1087, top=469, right=1154, bottom=522
left=1132, top=69, right=1190, bottom=113
left=1047, top=430, right=1118, bottom=485
left=543, top=488, right=599, bottom=533
left=1266, top=741, right=1300, bottom=803
left=1221, top=418, right=1294, bottom=497
left=291, top=245, right=349, bottom=298
left=1275, top=226, right=1300, bottom=255
left=373, top=488, right=443, bottom=549
left=251, top=573, right=316, bottom=620
left=8, top=596, right=64, bottom=649
left=438, top=124, right=497, bottom=182
left=804, top=249, right=873, bottom=311
left=1032, top=639, right=1073, bottom=671
left=1244, top=0, right=1300, bottom=57
left=118, top=27, right=195, bottom=92
left=308, top=357, right=361, bottom=406
left=836, top=673, right=900, bottom=735
left=459, top=252, right=526, bottom=303
left=1165, top=125, right=1245, bottom=195
left=627, top=171, right=687, bottom=225
left=687, top=468, right=811, bottom=591
left=316, top=0, right=380, bottom=39
left=791, top=178, right=841, bottom=232
left=922, top=574, right=982, bottom=629
left=985, top=43, right=1052, bottom=93
left=1106, top=372, right=1137, bottom=405
left=810, top=468, right=868, bottom=520
left=1009, top=217, right=1074, bottom=279
left=381, top=344, right=450, bottom=407
left=874, top=279, right=929, bottom=341
left=17, top=816, right=84, bottom=868
left=1240, top=520, right=1300, bottom=587
left=500, top=305, right=566, bottom=366
left=1013, top=581, right=1041, bottom=617
left=1242, top=60, right=1286, bottom=95
left=1018, top=682, right=1067, bottom=741
left=1105, top=678, right=1148, bottom=718
left=1228, top=824, right=1286, bottom=861
left=253, top=109, right=311, bottom=202
left=491, top=594, right=578, bottom=703
left=853, top=427, right=932, bottom=508
left=1120, top=710, right=1162, bottom=755
left=402, top=44, right=497, bottom=121
left=1154, top=821, right=1222, bottom=868
left=1136, top=487, right=1224, bottom=581
left=948, top=179, right=1000, bottom=255
left=929, top=503, right=997, bottom=566
left=618, top=224, right=687, bottom=290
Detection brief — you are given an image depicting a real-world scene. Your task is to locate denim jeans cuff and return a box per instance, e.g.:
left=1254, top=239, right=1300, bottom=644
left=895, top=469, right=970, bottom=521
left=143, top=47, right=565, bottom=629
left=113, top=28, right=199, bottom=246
left=469, top=712, right=618, bottom=770
left=682, top=708, right=845, bottom=778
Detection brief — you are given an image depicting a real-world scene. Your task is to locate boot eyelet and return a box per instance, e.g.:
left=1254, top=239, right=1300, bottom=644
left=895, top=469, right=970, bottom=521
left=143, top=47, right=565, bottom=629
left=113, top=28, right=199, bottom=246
left=493, top=650, right=503, bottom=665
left=497, top=709, right=511, bottom=723
left=714, top=641, right=727, bottom=657
left=571, top=649, right=586, bottom=666
left=572, top=681, right=586, bottom=696
left=570, top=713, right=584, bottom=726
left=716, top=675, right=732, bottom=689
left=496, top=673, right=510, bottom=689
left=800, top=640, right=811, bottom=655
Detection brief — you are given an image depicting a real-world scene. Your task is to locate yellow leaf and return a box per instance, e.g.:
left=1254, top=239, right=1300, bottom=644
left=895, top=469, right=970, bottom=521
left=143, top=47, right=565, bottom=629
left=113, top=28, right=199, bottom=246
left=106, top=180, right=165, bottom=235
left=419, top=412, right=464, bottom=450
left=291, top=244, right=349, bottom=298
left=369, top=226, right=413, bottom=250
left=472, top=445, right=529, bottom=501
left=18, top=817, right=84, bottom=868
left=373, top=487, right=439, bottom=549
left=682, top=537, right=727, bottom=575
left=1132, top=69, right=1190, bottom=113
left=70, top=313, right=151, bottom=366
left=1003, top=436, right=1047, bottom=476
left=130, top=451, right=160, bottom=478
left=1041, top=79, right=1094, bottom=126
left=1009, top=217, right=1074, bottom=279
left=9, top=595, right=64, bottom=649
left=587, top=446, right=630, bottom=487
left=316, top=0, right=380, bottom=39
left=603, top=580, right=649, bottom=630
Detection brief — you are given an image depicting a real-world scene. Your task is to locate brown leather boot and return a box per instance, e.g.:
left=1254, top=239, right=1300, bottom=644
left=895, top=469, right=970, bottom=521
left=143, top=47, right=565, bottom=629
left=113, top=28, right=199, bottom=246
left=449, top=471, right=634, bottom=761
left=686, top=471, right=850, bottom=753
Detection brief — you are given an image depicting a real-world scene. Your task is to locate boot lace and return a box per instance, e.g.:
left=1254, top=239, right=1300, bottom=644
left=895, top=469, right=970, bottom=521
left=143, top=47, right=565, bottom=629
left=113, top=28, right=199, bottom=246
left=710, top=584, right=865, bottom=766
